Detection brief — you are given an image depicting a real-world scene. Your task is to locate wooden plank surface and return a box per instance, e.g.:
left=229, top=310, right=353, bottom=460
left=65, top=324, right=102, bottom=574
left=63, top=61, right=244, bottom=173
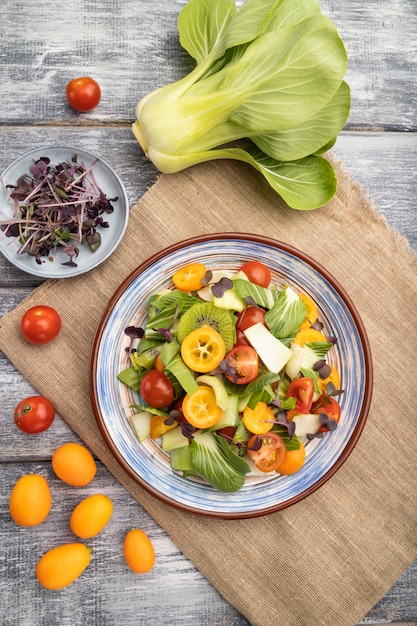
left=1, top=1, right=416, bottom=624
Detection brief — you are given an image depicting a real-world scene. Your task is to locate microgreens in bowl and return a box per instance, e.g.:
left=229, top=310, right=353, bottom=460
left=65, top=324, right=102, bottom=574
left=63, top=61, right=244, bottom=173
left=0, top=154, right=118, bottom=267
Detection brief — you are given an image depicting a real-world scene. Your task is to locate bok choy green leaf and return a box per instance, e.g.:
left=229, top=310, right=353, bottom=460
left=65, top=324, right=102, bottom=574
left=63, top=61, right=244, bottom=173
left=132, top=0, right=349, bottom=210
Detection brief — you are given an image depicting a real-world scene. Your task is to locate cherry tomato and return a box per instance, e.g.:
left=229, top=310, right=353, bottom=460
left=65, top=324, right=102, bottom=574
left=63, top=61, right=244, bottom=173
left=224, top=344, right=259, bottom=384
left=172, top=262, right=207, bottom=292
left=312, top=395, right=341, bottom=432
left=286, top=378, right=315, bottom=413
left=242, top=401, right=274, bottom=434
left=276, top=441, right=306, bottom=475
left=14, top=396, right=55, bottom=434
left=235, top=328, right=250, bottom=346
left=20, top=306, right=61, bottom=345
left=236, top=306, right=266, bottom=332
left=140, top=369, right=174, bottom=409
left=239, top=261, right=271, bottom=288
left=247, top=432, right=287, bottom=473
left=66, top=77, right=101, bottom=112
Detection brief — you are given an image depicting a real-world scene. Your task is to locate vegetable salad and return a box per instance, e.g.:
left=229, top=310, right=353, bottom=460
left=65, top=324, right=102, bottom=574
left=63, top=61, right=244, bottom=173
left=118, top=260, right=343, bottom=492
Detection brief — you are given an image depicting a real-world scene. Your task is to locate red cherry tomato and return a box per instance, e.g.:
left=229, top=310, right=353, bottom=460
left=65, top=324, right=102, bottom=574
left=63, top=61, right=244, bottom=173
left=20, top=306, right=61, bottom=345
left=14, top=396, right=55, bottom=434
left=312, top=395, right=341, bottom=432
left=236, top=306, right=267, bottom=332
left=286, top=378, right=315, bottom=413
left=235, top=328, right=251, bottom=346
left=239, top=261, right=271, bottom=288
left=66, top=77, right=101, bottom=112
left=247, top=432, right=287, bottom=472
left=224, top=345, right=259, bottom=385
left=216, top=426, right=237, bottom=441
left=140, top=369, right=174, bottom=409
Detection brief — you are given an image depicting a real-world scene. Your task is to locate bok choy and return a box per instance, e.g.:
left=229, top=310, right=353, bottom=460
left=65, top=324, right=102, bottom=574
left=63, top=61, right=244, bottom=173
left=132, top=0, right=350, bottom=210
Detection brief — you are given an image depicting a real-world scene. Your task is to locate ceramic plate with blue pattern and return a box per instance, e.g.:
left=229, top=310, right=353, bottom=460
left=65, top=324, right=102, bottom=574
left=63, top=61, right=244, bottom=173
left=90, top=233, right=373, bottom=519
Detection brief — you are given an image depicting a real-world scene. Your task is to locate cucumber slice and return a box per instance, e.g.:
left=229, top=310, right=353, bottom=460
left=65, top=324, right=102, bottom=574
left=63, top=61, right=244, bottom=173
left=129, top=411, right=152, bottom=442
left=161, top=425, right=190, bottom=451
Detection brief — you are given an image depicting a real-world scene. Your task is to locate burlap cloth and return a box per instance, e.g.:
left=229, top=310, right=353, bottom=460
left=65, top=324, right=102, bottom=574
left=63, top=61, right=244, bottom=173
left=1, top=155, right=416, bottom=626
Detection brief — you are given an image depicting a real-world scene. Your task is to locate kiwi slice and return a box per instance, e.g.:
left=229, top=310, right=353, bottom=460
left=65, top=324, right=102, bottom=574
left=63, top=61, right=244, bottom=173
left=176, top=302, right=235, bottom=351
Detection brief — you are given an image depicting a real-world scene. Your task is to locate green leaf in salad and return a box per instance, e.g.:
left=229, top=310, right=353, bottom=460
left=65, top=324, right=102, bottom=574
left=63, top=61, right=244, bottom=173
left=190, top=430, right=250, bottom=492
left=272, top=425, right=301, bottom=451
left=265, top=285, right=307, bottom=338
left=117, top=367, right=141, bottom=392
left=146, top=290, right=198, bottom=339
left=165, top=354, right=199, bottom=396
left=299, top=341, right=335, bottom=389
left=234, top=278, right=279, bottom=309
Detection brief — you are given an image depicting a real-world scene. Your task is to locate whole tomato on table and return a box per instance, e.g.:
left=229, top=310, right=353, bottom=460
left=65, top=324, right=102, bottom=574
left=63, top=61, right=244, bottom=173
left=66, top=77, right=101, bottom=112
left=14, top=396, right=55, bottom=434
left=20, top=305, right=61, bottom=344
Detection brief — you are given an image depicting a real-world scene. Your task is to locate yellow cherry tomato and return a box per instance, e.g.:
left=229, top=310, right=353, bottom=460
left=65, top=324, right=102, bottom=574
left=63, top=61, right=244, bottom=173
left=298, top=293, right=319, bottom=330
left=172, top=262, right=207, bottom=292
left=276, top=441, right=306, bottom=475
left=181, top=326, right=225, bottom=373
left=242, top=401, right=274, bottom=435
left=294, top=328, right=328, bottom=346
left=182, top=385, right=223, bottom=429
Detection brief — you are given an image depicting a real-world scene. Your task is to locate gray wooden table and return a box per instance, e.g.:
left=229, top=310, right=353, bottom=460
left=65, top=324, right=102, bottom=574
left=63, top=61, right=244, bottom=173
left=1, top=1, right=416, bottom=625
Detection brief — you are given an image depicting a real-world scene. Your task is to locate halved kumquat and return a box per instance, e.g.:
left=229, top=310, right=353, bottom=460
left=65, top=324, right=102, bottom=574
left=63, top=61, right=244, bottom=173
left=172, top=262, right=207, bottom=292
left=182, top=385, right=223, bottom=429
left=181, top=326, right=225, bottom=373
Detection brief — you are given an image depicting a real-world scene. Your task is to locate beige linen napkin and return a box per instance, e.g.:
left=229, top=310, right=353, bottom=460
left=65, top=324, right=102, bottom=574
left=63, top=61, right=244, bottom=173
left=1, top=156, right=416, bottom=626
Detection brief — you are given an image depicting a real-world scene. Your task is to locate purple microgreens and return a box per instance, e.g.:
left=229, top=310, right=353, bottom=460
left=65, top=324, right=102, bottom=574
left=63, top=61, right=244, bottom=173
left=211, top=277, right=233, bottom=298
left=313, top=359, right=332, bottom=380
left=311, top=319, right=324, bottom=332
left=0, top=154, right=117, bottom=267
left=306, top=412, right=338, bottom=440
left=270, top=410, right=296, bottom=438
left=326, top=335, right=337, bottom=345
left=165, top=409, right=181, bottom=426
left=324, top=381, right=345, bottom=398
left=164, top=409, right=194, bottom=439
left=200, top=270, right=213, bottom=286
left=180, top=421, right=195, bottom=440
left=319, top=412, right=338, bottom=431
left=219, top=358, right=238, bottom=383
left=152, top=304, right=180, bottom=343
left=124, top=325, right=145, bottom=358
left=261, top=409, right=296, bottom=437
left=306, top=431, right=324, bottom=440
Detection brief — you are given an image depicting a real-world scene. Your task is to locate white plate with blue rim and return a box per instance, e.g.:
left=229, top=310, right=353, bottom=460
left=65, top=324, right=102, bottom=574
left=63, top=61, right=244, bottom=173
left=0, top=146, right=129, bottom=278
left=90, top=233, right=373, bottom=519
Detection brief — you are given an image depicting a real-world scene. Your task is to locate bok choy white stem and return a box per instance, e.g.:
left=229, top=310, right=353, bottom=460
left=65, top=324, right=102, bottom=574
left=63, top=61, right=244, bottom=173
left=132, top=0, right=350, bottom=210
